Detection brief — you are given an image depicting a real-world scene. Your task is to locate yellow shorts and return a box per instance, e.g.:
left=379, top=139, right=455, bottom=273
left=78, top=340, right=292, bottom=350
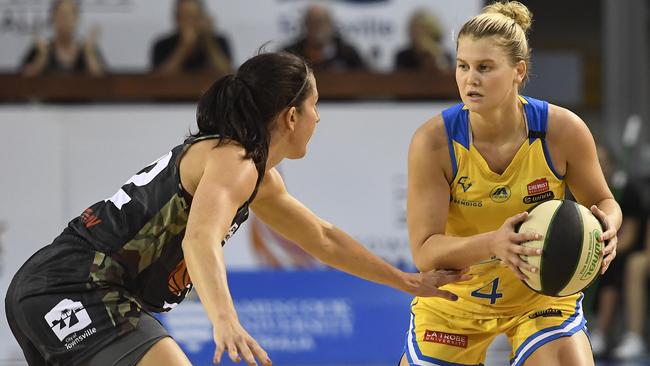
left=403, top=294, right=587, bottom=366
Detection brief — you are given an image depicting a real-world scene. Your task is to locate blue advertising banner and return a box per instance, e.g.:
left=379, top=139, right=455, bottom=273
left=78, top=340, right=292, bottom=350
left=157, top=270, right=414, bottom=365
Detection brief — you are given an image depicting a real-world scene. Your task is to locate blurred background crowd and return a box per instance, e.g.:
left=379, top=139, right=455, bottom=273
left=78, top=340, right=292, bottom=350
left=0, top=0, right=649, bottom=365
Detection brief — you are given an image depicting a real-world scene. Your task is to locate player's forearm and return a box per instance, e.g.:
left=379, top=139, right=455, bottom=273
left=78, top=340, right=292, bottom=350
left=311, top=225, right=413, bottom=293
left=596, top=197, right=622, bottom=231
left=182, top=236, right=238, bottom=325
left=413, top=231, right=495, bottom=272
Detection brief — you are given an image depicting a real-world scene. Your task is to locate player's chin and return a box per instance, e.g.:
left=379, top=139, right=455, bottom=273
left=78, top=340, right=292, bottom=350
left=288, top=148, right=308, bottom=160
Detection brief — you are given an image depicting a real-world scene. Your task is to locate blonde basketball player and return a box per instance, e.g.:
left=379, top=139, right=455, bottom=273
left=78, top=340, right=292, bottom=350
left=400, top=2, right=621, bottom=366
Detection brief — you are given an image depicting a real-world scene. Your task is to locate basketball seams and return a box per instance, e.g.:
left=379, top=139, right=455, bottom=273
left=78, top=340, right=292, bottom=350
left=538, top=202, right=559, bottom=293
left=559, top=201, right=584, bottom=296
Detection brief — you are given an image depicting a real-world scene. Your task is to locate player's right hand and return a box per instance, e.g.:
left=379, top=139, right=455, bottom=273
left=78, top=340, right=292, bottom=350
left=213, top=319, right=272, bottom=366
left=404, top=268, right=472, bottom=300
left=490, top=212, right=542, bottom=280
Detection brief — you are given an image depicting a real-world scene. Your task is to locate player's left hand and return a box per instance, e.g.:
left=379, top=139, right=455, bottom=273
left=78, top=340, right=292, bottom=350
left=403, top=268, right=472, bottom=300
left=591, top=205, right=617, bottom=274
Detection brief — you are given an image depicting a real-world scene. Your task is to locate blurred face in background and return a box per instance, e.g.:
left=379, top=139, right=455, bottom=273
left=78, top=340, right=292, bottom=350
left=304, top=5, right=334, bottom=47
left=176, top=0, right=202, bottom=30
left=409, top=12, right=443, bottom=51
left=51, top=0, right=78, bottom=40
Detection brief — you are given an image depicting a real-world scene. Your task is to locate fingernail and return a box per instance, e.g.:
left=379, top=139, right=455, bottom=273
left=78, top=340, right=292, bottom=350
left=531, top=268, right=537, bottom=273
left=536, top=249, right=542, bottom=254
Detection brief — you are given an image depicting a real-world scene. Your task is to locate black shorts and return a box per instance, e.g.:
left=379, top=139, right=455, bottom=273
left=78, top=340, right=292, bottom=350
left=5, top=239, right=169, bottom=365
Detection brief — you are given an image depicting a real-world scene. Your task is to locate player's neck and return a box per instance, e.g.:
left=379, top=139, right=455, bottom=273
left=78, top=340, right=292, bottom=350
left=469, top=98, right=525, bottom=145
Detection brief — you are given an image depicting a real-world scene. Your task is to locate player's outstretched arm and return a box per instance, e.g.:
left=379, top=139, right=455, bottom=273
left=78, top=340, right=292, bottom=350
left=250, top=168, right=471, bottom=300
left=182, top=145, right=271, bottom=366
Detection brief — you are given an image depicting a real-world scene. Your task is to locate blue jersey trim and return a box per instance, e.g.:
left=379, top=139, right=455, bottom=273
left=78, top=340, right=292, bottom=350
left=521, top=96, right=563, bottom=179
left=442, top=103, right=470, bottom=181
left=510, top=294, right=586, bottom=366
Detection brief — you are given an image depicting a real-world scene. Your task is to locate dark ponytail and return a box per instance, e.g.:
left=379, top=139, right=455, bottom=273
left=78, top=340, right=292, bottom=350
left=192, top=52, right=312, bottom=180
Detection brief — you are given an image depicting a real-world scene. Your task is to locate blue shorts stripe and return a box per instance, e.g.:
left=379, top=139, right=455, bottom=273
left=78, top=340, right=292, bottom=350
left=510, top=294, right=586, bottom=366
left=406, top=310, right=484, bottom=366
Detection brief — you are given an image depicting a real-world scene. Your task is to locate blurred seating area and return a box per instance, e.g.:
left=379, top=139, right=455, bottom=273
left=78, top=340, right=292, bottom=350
left=0, top=70, right=457, bottom=102
left=0, top=0, right=462, bottom=103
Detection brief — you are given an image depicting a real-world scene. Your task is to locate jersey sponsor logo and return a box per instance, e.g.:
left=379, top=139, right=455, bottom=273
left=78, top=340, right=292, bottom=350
left=423, top=330, right=468, bottom=348
left=80, top=208, right=102, bottom=228
left=458, top=176, right=472, bottom=192
left=523, top=191, right=555, bottom=204
left=527, top=178, right=550, bottom=195
left=44, top=299, right=94, bottom=345
left=490, top=185, right=511, bottom=203
left=450, top=196, right=483, bottom=207
left=528, top=308, right=563, bottom=319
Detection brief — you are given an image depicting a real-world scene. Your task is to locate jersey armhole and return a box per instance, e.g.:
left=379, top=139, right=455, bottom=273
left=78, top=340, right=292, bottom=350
left=443, top=118, right=459, bottom=183
left=522, top=96, right=563, bottom=180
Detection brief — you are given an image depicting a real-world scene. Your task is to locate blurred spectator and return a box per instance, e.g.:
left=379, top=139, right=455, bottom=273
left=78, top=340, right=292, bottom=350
left=590, top=144, right=650, bottom=359
left=394, top=8, right=452, bottom=72
left=284, top=4, right=367, bottom=71
left=151, top=0, right=232, bottom=75
left=20, top=0, right=105, bottom=77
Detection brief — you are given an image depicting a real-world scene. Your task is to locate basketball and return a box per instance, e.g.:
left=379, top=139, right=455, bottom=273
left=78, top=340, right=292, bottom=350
left=516, top=199, right=604, bottom=297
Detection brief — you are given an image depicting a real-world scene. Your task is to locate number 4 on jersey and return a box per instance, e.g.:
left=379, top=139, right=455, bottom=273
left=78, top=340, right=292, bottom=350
left=471, top=278, right=503, bottom=304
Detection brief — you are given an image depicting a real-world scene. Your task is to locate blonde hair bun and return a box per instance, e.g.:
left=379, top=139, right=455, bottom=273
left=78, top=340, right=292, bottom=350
left=484, top=1, right=533, bottom=34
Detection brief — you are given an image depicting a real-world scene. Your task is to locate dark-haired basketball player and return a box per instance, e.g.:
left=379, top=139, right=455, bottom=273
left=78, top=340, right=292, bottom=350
left=400, top=2, right=621, bottom=366
left=5, top=51, right=470, bottom=366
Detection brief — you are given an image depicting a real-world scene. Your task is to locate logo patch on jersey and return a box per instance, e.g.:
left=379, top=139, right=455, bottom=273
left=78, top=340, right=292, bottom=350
left=458, top=176, right=472, bottom=192
left=80, top=208, right=102, bottom=228
left=527, top=178, right=550, bottom=195
left=490, top=185, right=511, bottom=203
left=523, top=191, right=555, bottom=204
left=528, top=308, right=563, bottom=319
left=44, top=299, right=94, bottom=344
left=423, top=330, right=468, bottom=348
left=450, top=196, right=483, bottom=207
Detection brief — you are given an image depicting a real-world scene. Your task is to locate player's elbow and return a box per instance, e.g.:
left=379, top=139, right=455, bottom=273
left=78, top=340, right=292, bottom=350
left=410, top=236, right=441, bottom=272
left=412, top=255, right=437, bottom=273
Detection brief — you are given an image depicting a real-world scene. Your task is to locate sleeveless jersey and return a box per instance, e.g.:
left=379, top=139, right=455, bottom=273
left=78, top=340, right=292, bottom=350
left=422, top=96, right=567, bottom=317
left=65, top=135, right=259, bottom=312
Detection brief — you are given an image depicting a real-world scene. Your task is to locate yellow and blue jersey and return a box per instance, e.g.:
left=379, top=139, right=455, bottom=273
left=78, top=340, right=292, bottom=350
left=405, top=96, right=587, bottom=366
left=419, top=96, right=578, bottom=317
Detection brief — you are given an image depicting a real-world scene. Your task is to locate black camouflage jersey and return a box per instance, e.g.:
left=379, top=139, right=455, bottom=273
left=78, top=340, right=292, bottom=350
left=65, top=135, right=260, bottom=312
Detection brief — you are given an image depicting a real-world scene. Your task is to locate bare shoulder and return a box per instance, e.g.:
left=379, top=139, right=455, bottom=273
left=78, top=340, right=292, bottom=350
left=192, top=141, right=258, bottom=194
left=411, top=114, right=448, bottom=151
left=546, top=104, right=592, bottom=141
left=410, top=114, right=453, bottom=182
left=254, top=167, right=287, bottom=203
left=546, top=104, right=596, bottom=169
